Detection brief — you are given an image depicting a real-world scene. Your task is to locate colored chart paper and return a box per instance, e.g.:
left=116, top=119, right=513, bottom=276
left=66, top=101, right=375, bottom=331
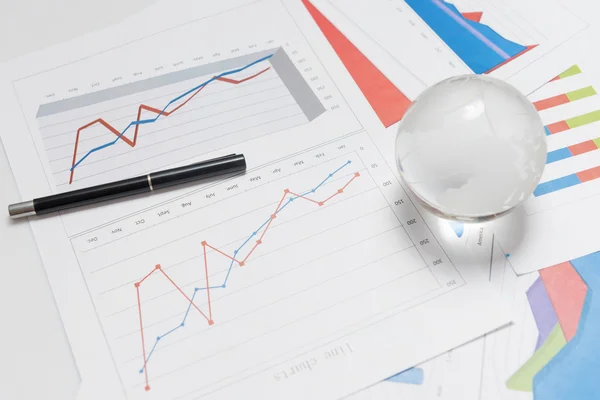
left=526, top=277, right=558, bottom=349
left=538, top=262, right=588, bottom=341
left=505, top=324, right=566, bottom=392
left=504, top=252, right=600, bottom=399
left=533, top=252, right=600, bottom=400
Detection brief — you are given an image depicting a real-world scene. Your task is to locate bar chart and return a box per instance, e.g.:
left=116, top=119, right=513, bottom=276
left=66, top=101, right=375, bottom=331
left=492, top=63, right=600, bottom=273
left=524, top=64, right=600, bottom=213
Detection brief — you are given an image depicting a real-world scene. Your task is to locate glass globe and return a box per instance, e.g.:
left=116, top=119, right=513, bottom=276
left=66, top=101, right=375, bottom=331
left=395, top=74, right=547, bottom=222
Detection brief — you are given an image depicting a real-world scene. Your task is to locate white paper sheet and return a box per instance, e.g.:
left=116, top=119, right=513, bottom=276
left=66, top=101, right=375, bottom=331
left=0, top=1, right=511, bottom=399
left=346, top=224, right=493, bottom=400
left=346, top=206, right=594, bottom=400
left=310, top=0, right=595, bottom=97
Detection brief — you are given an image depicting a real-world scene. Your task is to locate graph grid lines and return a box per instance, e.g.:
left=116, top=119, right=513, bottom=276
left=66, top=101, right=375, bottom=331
left=38, top=47, right=326, bottom=185
left=67, top=64, right=273, bottom=183
left=134, top=160, right=359, bottom=391
left=36, top=50, right=277, bottom=117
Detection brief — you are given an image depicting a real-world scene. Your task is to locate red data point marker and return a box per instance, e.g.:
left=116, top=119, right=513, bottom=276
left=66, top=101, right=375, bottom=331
left=284, top=189, right=290, bottom=193
left=208, top=320, right=215, bottom=325
left=145, top=385, right=150, bottom=391
left=337, top=189, right=343, bottom=194
left=318, top=202, right=324, bottom=206
left=257, top=240, right=262, bottom=245
left=201, top=240, right=207, bottom=246
left=271, top=214, right=276, bottom=219
left=155, top=264, right=161, bottom=270
left=134, top=282, right=140, bottom=288
left=355, top=172, right=360, bottom=177
left=239, top=261, right=245, bottom=267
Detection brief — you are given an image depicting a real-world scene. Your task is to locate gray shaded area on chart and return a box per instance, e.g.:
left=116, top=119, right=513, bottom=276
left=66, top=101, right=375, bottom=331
left=269, top=49, right=325, bottom=122
left=36, top=48, right=278, bottom=118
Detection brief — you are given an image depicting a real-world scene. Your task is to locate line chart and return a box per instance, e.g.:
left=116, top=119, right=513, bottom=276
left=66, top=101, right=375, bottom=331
left=11, top=0, right=496, bottom=398
left=36, top=46, right=331, bottom=189
left=68, top=64, right=272, bottom=184
left=68, top=132, right=466, bottom=399
left=134, top=160, right=358, bottom=391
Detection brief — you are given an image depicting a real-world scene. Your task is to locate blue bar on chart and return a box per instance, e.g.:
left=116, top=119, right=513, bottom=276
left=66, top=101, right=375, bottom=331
left=534, top=175, right=582, bottom=196
left=546, top=148, right=573, bottom=164
left=533, top=166, right=600, bottom=196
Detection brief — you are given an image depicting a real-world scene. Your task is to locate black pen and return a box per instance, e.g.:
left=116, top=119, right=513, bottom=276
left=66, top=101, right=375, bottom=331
left=8, top=153, right=246, bottom=219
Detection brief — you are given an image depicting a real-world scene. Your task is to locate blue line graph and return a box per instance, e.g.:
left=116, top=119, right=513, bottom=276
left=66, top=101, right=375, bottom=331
left=139, top=160, right=353, bottom=372
left=71, top=54, right=274, bottom=172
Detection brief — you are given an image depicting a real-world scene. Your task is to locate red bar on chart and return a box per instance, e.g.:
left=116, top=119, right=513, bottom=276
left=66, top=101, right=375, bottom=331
left=568, top=140, right=598, bottom=156
left=576, top=165, right=600, bottom=183
left=534, top=94, right=570, bottom=111
left=546, top=121, right=570, bottom=134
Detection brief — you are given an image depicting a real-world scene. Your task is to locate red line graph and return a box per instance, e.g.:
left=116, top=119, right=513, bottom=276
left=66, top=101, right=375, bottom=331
left=135, top=286, right=149, bottom=391
left=68, top=67, right=271, bottom=184
left=134, top=171, right=360, bottom=391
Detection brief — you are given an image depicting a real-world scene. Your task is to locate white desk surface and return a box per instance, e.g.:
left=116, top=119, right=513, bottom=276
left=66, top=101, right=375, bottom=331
left=0, top=1, right=156, bottom=399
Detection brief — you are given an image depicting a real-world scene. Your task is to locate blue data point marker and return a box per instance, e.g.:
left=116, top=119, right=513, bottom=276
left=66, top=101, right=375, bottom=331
left=221, top=284, right=226, bottom=288
left=139, top=369, right=144, bottom=374
left=156, top=336, right=161, bottom=341
left=252, top=231, right=257, bottom=236
left=311, top=189, right=316, bottom=193
left=328, top=173, right=333, bottom=178
left=234, top=250, right=238, bottom=255
left=347, top=160, right=352, bottom=164
left=180, top=322, right=185, bottom=327
left=194, top=288, right=199, bottom=292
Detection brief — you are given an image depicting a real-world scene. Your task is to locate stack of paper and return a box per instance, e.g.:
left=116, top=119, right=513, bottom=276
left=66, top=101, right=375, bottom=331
left=1, top=0, right=599, bottom=399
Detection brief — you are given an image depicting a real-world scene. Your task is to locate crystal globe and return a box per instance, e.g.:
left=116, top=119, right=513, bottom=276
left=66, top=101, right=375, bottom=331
left=395, top=74, right=547, bottom=222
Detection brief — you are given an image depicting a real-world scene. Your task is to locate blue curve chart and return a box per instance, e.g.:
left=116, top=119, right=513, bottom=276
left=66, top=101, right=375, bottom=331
left=405, top=0, right=531, bottom=74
